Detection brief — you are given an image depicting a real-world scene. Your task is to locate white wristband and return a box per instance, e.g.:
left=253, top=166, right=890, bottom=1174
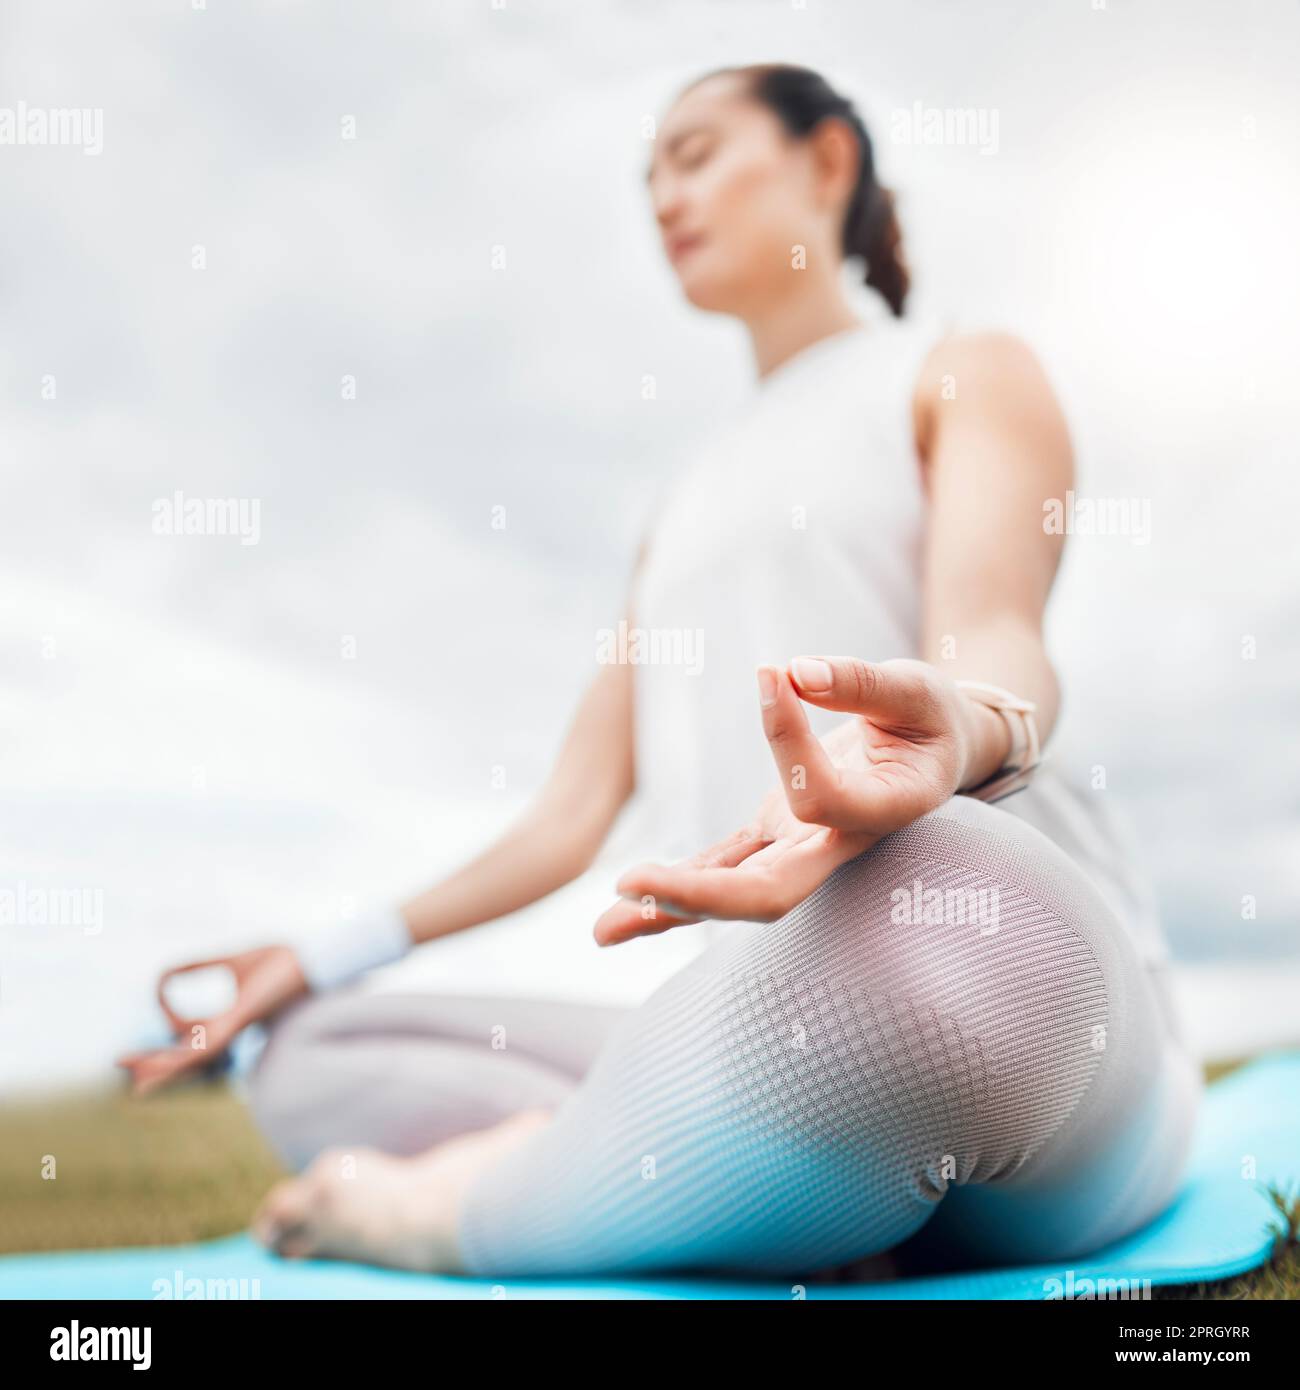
left=294, top=904, right=412, bottom=993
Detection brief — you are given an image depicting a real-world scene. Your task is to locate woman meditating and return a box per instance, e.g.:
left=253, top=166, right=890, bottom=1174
left=120, top=63, right=1201, bottom=1278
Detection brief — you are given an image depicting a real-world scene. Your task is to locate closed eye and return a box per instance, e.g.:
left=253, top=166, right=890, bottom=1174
left=677, top=138, right=715, bottom=170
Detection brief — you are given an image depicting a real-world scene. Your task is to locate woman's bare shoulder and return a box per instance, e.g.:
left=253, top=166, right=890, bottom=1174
left=908, top=328, right=1071, bottom=470
left=912, top=329, right=1063, bottom=434
left=917, top=329, right=1049, bottom=394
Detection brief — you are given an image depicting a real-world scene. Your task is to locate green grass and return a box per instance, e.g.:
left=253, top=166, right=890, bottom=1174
left=0, top=1063, right=1295, bottom=1298
left=0, top=1083, right=285, bottom=1255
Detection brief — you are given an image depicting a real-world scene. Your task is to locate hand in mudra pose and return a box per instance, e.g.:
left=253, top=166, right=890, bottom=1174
left=117, top=946, right=307, bottom=1096
left=594, top=656, right=986, bottom=942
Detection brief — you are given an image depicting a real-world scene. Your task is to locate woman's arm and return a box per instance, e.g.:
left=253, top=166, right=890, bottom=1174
left=914, top=331, right=1074, bottom=791
left=593, top=332, right=1077, bottom=938
left=119, top=630, right=638, bottom=1093
left=399, top=656, right=636, bottom=945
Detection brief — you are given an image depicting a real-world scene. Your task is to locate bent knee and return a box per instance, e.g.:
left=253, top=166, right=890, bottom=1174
left=783, top=793, right=1138, bottom=1026
left=245, top=1028, right=316, bottom=1169
left=729, top=796, right=1142, bottom=1186
left=244, top=988, right=376, bottom=1137
left=245, top=992, right=361, bottom=1168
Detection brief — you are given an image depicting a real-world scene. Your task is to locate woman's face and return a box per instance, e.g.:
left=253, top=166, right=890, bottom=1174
left=647, top=74, right=847, bottom=314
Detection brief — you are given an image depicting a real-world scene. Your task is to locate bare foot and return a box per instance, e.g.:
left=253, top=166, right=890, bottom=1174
left=251, top=1107, right=551, bottom=1274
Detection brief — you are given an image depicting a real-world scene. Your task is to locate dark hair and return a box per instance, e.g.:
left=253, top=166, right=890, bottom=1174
left=688, top=63, right=909, bottom=317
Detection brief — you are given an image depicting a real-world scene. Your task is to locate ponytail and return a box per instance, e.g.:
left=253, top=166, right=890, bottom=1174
left=701, top=63, right=910, bottom=317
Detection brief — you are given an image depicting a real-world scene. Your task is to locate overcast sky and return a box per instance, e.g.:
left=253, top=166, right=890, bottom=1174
left=2, top=0, right=1298, bottom=1086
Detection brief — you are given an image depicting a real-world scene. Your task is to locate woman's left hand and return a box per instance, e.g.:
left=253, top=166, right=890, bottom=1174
left=594, top=656, right=982, bottom=943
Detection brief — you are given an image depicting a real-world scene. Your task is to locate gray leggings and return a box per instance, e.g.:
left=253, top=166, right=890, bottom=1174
left=248, top=796, right=1202, bottom=1278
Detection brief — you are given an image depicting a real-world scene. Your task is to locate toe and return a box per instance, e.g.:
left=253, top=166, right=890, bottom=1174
left=252, top=1176, right=318, bottom=1254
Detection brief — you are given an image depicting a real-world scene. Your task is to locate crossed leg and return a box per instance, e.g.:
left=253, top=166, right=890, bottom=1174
left=248, top=990, right=627, bottom=1170
left=251, top=796, right=1201, bottom=1279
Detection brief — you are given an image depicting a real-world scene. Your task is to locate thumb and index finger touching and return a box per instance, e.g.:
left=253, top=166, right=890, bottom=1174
left=757, top=655, right=939, bottom=833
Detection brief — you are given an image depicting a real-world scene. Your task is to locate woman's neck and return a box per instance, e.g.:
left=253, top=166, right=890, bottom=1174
left=745, top=285, right=864, bottom=380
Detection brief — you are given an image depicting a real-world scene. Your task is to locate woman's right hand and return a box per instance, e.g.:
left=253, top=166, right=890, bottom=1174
left=594, top=658, right=975, bottom=942
left=115, top=945, right=309, bottom=1097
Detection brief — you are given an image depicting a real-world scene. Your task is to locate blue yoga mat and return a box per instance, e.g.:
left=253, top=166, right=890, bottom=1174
left=3, top=1052, right=1295, bottom=1300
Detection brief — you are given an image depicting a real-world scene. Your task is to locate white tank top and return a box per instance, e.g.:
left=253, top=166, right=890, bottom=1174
left=629, top=312, right=1171, bottom=971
